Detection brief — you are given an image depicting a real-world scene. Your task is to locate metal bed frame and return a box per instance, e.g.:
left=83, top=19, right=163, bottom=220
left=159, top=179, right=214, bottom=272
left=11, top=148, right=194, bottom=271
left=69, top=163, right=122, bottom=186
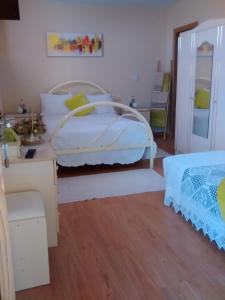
left=48, top=80, right=155, bottom=168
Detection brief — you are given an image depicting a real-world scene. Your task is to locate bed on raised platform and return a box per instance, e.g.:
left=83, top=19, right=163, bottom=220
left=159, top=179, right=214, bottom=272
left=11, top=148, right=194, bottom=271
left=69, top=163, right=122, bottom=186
left=41, top=80, right=156, bottom=167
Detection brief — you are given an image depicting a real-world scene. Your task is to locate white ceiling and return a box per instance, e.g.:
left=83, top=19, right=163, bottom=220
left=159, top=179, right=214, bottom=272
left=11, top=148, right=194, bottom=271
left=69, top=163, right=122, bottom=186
left=51, top=0, right=178, bottom=6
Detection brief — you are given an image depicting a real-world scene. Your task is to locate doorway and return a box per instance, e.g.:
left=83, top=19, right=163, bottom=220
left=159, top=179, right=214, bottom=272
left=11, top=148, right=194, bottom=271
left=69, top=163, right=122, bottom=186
left=169, top=21, right=199, bottom=138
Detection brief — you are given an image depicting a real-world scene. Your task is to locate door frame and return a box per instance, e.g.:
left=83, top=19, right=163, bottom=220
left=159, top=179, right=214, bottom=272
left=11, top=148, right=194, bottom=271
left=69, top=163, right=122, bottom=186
left=169, top=21, right=199, bottom=138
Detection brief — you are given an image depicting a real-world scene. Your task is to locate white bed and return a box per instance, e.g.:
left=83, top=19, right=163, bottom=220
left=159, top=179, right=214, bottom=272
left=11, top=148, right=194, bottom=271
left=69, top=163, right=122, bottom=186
left=42, top=80, right=156, bottom=168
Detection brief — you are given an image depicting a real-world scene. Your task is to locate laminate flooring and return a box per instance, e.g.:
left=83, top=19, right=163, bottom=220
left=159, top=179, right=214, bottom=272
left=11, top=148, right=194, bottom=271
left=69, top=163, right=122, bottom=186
left=17, top=138, right=225, bottom=300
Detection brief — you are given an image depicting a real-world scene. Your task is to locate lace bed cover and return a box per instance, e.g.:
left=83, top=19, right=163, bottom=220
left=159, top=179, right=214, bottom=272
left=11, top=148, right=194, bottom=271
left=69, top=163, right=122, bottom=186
left=165, top=164, right=225, bottom=249
left=44, top=114, right=157, bottom=167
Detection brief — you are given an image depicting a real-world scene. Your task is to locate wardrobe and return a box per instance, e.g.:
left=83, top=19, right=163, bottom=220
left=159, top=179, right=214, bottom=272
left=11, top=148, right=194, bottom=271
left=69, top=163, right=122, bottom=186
left=175, top=19, right=225, bottom=154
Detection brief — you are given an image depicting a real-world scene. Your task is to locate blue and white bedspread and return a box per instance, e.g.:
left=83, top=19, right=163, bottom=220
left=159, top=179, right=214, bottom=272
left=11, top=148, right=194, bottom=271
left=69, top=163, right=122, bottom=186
left=164, top=152, right=225, bottom=250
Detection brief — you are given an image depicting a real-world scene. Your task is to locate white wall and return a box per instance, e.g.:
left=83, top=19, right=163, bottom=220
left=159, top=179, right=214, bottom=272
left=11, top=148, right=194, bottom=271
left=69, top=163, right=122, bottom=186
left=0, top=0, right=167, bottom=113
left=164, top=0, right=225, bottom=68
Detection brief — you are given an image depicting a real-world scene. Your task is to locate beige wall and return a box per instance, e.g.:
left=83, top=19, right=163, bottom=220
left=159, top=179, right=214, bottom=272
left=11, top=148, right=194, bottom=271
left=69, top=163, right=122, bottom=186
left=0, top=92, right=3, bottom=113
left=164, top=0, right=225, bottom=69
left=0, top=22, right=7, bottom=113
left=0, top=0, right=167, bottom=113
left=2, top=0, right=225, bottom=113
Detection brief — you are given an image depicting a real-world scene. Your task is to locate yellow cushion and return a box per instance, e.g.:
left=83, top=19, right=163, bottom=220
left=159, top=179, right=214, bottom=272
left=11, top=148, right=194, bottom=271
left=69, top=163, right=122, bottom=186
left=4, top=128, right=18, bottom=142
left=217, top=178, right=225, bottom=221
left=64, top=93, right=95, bottom=116
left=195, top=89, right=210, bottom=109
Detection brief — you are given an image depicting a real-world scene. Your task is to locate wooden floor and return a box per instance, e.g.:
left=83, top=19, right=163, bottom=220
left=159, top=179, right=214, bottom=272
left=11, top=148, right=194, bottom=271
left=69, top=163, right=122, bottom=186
left=16, top=138, right=225, bottom=300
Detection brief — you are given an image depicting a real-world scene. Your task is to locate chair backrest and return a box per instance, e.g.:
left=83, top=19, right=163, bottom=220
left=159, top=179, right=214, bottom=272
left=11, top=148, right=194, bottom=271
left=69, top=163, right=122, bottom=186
left=151, top=91, right=168, bottom=104
left=162, top=73, right=171, bottom=93
left=153, top=72, right=164, bottom=91
left=151, top=73, right=170, bottom=107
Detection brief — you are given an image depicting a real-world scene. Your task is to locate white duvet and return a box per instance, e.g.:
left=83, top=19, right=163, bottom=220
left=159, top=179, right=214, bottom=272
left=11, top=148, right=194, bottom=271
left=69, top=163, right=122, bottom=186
left=44, top=113, right=155, bottom=167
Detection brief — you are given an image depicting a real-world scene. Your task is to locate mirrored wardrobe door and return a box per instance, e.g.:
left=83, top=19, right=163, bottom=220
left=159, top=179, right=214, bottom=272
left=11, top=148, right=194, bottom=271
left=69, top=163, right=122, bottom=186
left=192, top=41, right=213, bottom=138
left=189, top=27, right=219, bottom=153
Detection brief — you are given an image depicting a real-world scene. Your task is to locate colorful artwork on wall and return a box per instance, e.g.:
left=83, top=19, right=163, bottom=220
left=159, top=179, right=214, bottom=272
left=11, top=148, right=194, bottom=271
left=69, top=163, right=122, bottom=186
left=47, top=32, right=103, bottom=57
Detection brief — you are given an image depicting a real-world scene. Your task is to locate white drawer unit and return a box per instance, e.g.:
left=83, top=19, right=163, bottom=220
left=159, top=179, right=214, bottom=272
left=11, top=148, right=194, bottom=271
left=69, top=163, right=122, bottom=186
left=7, top=191, right=50, bottom=291
left=3, top=143, right=58, bottom=247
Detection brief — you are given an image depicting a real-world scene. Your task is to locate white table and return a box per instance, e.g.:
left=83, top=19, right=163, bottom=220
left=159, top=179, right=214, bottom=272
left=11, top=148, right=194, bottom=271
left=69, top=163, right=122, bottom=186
left=136, top=107, right=151, bottom=123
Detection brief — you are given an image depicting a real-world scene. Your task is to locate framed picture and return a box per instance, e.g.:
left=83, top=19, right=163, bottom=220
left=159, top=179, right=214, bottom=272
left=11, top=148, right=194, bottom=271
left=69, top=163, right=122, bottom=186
left=47, top=32, right=103, bottom=57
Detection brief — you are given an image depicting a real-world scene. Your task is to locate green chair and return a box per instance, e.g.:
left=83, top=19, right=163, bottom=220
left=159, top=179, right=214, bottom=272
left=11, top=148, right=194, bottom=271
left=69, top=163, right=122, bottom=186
left=150, top=73, right=170, bottom=139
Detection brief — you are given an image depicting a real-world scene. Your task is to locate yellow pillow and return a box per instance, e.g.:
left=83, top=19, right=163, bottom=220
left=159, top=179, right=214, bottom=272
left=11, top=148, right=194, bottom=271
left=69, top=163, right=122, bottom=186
left=64, top=93, right=95, bottom=116
left=195, top=89, right=210, bottom=109
left=217, top=178, right=225, bottom=221
left=4, top=128, right=18, bottom=142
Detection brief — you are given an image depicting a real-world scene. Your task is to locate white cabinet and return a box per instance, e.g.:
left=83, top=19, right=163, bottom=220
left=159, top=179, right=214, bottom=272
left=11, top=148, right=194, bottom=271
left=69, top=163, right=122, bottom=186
left=3, top=144, right=58, bottom=247
left=7, top=191, right=50, bottom=291
left=175, top=19, right=225, bottom=153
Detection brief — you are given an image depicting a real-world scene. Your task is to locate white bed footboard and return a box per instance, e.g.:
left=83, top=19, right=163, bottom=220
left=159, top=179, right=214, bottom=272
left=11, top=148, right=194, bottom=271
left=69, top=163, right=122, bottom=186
left=49, top=101, right=155, bottom=168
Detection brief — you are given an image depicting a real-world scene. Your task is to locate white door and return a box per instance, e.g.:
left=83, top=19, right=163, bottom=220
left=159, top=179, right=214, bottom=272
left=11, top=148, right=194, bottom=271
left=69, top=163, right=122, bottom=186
left=175, top=32, right=192, bottom=153
left=189, top=26, right=219, bottom=152
left=213, top=25, right=225, bottom=150
left=0, top=157, right=15, bottom=300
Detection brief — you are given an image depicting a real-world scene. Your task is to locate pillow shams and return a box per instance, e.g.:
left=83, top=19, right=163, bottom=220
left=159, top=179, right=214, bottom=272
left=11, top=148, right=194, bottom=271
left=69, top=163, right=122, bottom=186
left=86, top=93, right=116, bottom=114
left=40, top=93, right=72, bottom=115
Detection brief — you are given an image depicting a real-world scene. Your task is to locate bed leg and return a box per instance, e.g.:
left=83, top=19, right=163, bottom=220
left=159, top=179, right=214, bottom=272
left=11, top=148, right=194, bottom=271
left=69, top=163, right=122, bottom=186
left=150, top=158, right=154, bottom=169
left=147, top=147, right=154, bottom=169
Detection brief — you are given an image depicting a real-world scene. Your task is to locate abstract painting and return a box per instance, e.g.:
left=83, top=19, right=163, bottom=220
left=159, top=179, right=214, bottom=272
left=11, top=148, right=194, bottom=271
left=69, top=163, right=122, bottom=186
left=47, top=32, right=103, bottom=57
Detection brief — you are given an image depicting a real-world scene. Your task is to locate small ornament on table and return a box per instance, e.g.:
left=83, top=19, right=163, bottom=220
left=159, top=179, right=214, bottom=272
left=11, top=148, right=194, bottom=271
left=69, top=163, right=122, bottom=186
left=17, top=99, right=27, bottom=114
left=129, top=96, right=137, bottom=108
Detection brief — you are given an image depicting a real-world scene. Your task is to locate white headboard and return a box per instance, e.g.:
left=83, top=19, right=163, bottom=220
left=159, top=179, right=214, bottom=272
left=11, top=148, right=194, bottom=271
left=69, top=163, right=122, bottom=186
left=48, top=80, right=108, bottom=95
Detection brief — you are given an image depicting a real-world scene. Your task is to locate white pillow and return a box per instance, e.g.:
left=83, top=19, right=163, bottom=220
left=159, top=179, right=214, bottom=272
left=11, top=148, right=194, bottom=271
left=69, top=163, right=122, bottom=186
left=40, top=93, right=72, bottom=115
left=86, top=93, right=116, bottom=114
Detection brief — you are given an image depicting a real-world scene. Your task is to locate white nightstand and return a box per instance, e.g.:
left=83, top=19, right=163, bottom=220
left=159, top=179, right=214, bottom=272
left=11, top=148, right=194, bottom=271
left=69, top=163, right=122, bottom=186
left=6, top=113, right=33, bottom=118
left=136, top=107, right=151, bottom=123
